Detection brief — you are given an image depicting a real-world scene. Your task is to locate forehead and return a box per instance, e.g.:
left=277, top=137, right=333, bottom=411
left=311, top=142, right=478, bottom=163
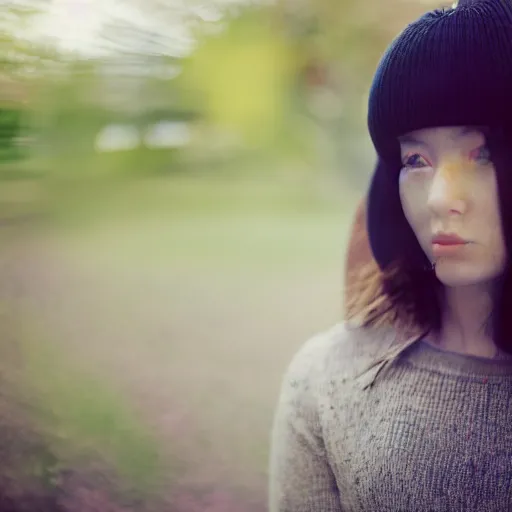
left=398, top=126, right=485, bottom=146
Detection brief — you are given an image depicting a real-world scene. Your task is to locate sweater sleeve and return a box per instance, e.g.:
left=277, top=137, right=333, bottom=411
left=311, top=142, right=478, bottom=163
left=268, top=335, right=343, bottom=512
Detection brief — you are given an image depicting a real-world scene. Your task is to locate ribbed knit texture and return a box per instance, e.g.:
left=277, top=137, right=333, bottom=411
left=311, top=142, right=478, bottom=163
left=269, top=323, right=512, bottom=512
left=367, top=0, right=512, bottom=160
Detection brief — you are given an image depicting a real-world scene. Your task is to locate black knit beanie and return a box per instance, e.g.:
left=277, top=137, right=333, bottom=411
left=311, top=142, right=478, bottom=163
left=366, top=0, right=512, bottom=271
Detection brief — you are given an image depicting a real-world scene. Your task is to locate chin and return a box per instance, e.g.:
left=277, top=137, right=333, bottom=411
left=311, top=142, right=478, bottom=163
left=434, top=260, right=503, bottom=288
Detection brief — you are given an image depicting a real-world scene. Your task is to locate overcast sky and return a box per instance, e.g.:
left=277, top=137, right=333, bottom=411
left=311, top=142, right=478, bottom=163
left=31, top=0, right=109, bottom=55
left=28, top=0, right=251, bottom=57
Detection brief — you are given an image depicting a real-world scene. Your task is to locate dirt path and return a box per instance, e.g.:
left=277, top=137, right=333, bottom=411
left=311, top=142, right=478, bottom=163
left=2, top=208, right=351, bottom=509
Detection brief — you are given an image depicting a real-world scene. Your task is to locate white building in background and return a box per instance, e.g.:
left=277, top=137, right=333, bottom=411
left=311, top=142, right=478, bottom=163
left=95, top=121, right=194, bottom=153
left=143, top=121, right=191, bottom=149
left=94, top=124, right=140, bottom=152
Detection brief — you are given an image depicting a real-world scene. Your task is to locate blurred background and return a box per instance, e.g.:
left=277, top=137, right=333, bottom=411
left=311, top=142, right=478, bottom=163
left=1, top=0, right=444, bottom=509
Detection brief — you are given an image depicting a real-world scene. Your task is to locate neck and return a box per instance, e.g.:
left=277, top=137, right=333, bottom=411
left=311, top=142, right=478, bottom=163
left=435, top=284, right=497, bottom=358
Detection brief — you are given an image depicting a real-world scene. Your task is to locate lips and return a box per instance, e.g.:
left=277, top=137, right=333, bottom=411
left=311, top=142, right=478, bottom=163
left=432, top=233, right=469, bottom=258
left=431, top=233, right=467, bottom=246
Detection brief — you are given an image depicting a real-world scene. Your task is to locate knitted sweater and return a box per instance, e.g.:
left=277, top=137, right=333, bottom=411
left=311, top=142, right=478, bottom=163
left=269, top=323, right=512, bottom=512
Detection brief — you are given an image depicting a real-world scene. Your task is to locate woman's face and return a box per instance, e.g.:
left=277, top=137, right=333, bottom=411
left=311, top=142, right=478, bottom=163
left=398, top=126, right=507, bottom=288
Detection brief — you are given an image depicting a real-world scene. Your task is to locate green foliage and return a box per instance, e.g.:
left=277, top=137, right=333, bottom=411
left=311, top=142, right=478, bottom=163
left=180, top=7, right=296, bottom=148
left=0, top=109, right=24, bottom=162
left=19, top=327, right=166, bottom=497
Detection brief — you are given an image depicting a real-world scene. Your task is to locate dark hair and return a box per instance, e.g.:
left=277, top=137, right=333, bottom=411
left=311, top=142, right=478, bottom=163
left=485, top=128, right=512, bottom=353
left=359, top=0, right=512, bottom=352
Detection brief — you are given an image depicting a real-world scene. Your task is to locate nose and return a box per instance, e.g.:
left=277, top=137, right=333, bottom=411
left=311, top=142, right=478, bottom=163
left=427, top=159, right=468, bottom=216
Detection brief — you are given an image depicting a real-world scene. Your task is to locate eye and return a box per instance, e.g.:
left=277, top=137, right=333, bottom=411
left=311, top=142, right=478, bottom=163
left=402, top=153, right=430, bottom=170
left=470, top=145, right=492, bottom=165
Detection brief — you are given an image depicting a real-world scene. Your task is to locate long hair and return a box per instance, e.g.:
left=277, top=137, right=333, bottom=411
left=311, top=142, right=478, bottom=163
left=343, top=197, right=440, bottom=335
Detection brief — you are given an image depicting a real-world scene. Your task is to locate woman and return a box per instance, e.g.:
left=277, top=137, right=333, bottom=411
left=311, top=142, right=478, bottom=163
left=269, top=1, right=512, bottom=511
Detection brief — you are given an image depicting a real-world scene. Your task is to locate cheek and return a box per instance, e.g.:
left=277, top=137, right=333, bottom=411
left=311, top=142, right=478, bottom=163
left=472, top=169, right=502, bottom=227
left=399, top=177, right=430, bottom=231
left=478, top=189, right=506, bottom=254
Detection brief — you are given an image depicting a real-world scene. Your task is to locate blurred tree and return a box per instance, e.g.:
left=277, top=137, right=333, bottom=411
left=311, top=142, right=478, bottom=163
left=0, top=1, right=57, bottom=83
left=179, top=6, right=295, bottom=149
left=271, top=0, right=447, bottom=185
left=0, top=1, right=63, bottom=165
left=0, top=108, right=24, bottom=161
left=19, top=0, right=449, bottom=179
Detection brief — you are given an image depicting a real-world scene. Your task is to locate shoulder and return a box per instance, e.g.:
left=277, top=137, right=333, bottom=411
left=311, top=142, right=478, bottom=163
left=282, top=322, right=397, bottom=394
